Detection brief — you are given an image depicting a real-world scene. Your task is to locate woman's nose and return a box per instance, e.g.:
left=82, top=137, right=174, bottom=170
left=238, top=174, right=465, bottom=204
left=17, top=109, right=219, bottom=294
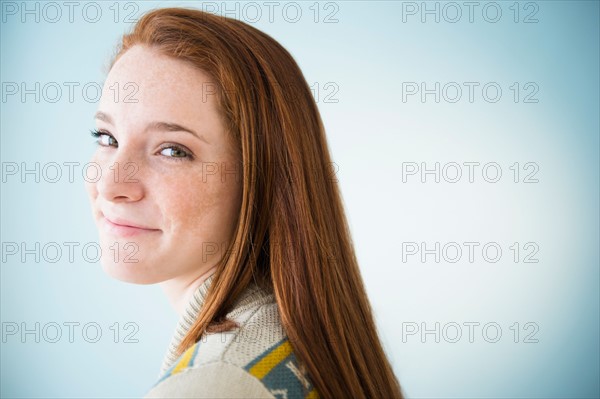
left=95, top=152, right=144, bottom=203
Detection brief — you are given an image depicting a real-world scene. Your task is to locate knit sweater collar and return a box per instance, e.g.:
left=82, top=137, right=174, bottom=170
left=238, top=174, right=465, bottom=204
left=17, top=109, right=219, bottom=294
left=159, top=272, right=272, bottom=375
left=159, top=272, right=216, bottom=375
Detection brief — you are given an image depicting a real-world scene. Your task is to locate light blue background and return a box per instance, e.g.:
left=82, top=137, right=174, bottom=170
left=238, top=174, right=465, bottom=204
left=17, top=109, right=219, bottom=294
left=1, top=1, right=598, bottom=397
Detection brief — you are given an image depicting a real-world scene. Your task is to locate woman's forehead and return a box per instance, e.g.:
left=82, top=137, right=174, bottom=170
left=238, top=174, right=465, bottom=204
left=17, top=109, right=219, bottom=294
left=106, top=45, right=215, bottom=97
left=99, top=46, right=223, bottom=132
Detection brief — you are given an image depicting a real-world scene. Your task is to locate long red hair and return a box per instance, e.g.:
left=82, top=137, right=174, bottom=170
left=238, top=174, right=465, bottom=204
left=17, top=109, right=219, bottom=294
left=109, top=7, right=404, bottom=399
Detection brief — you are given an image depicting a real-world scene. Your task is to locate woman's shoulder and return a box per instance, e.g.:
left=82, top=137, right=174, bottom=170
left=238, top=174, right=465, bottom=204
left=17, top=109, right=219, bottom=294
left=146, top=284, right=319, bottom=398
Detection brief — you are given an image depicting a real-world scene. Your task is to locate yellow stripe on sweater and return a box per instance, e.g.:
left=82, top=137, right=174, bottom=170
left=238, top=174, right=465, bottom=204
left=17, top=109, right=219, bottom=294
left=248, top=339, right=293, bottom=379
left=306, top=388, right=320, bottom=399
left=171, top=343, right=198, bottom=376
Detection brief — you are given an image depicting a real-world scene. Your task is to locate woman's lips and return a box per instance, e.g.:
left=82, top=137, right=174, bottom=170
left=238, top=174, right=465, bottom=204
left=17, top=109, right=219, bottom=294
left=102, top=215, right=161, bottom=238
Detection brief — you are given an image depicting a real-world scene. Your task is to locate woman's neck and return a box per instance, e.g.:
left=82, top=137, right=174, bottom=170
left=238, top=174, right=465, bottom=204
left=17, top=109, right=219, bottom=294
left=160, top=265, right=218, bottom=315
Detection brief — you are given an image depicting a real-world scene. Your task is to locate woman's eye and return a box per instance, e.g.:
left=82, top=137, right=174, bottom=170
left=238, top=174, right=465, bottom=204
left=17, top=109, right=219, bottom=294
left=159, top=146, right=192, bottom=160
left=90, top=129, right=117, bottom=147
left=99, top=134, right=117, bottom=147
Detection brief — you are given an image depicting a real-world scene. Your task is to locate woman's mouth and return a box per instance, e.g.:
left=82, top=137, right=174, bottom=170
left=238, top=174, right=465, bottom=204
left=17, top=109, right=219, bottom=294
left=102, top=215, right=161, bottom=238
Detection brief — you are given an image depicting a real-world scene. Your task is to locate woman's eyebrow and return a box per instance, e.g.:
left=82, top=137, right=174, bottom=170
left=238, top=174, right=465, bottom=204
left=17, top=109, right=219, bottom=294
left=146, top=121, right=210, bottom=144
left=94, top=111, right=209, bottom=144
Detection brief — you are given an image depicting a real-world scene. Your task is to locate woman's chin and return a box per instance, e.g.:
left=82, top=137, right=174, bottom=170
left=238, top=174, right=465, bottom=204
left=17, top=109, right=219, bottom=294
left=100, top=259, right=164, bottom=285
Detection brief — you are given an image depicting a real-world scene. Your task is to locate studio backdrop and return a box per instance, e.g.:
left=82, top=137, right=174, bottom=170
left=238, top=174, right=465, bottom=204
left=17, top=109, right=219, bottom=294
left=1, top=1, right=599, bottom=398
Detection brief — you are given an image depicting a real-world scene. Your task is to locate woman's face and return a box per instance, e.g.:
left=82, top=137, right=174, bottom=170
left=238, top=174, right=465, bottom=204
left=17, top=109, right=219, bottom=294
left=85, top=45, right=242, bottom=284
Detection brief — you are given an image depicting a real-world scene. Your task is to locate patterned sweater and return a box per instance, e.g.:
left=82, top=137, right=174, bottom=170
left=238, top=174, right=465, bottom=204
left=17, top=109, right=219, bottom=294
left=144, top=273, right=320, bottom=398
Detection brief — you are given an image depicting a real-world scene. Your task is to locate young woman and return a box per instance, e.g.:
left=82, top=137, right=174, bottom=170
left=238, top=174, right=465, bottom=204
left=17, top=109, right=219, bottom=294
left=86, top=7, right=405, bottom=398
